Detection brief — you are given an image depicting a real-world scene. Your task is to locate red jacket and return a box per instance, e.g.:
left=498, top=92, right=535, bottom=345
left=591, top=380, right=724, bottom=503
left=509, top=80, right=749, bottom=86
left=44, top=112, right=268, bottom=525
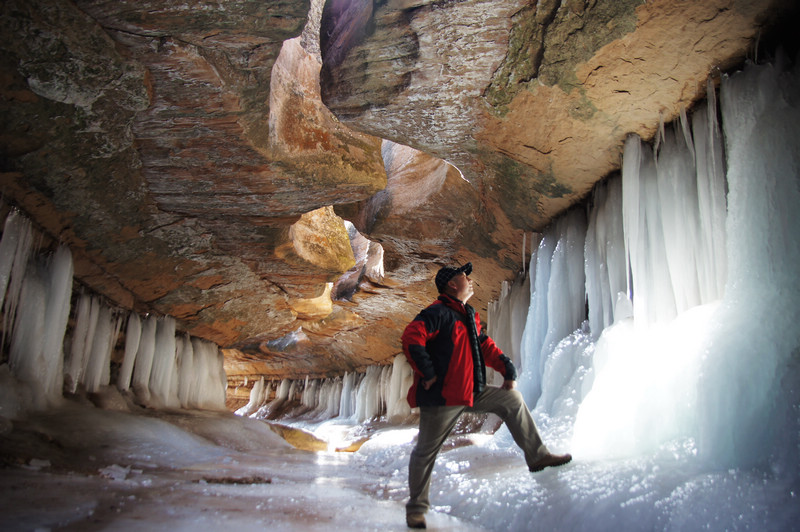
left=401, top=294, right=517, bottom=408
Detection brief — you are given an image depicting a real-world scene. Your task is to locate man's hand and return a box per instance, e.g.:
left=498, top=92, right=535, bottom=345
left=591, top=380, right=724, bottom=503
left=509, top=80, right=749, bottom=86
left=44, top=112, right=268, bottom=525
left=422, top=376, right=437, bottom=390
left=501, top=379, right=516, bottom=390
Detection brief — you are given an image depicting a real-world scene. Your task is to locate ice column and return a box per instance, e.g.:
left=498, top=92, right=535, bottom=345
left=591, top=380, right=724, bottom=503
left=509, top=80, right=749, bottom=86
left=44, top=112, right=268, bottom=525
left=117, top=313, right=142, bottom=391
left=622, top=135, right=678, bottom=325
left=354, top=365, right=383, bottom=422
left=0, top=211, right=34, bottom=348
left=584, top=177, right=628, bottom=337
left=82, top=306, right=123, bottom=394
left=237, top=377, right=267, bottom=417
left=132, top=315, right=157, bottom=404
left=7, top=247, right=72, bottom=408
left=692, top=82, right=728, bottom=302
left=149, top=317, right=180, bottom=409
left=517, top=231, right=556, bottom=403
left=176, top=333, right=194, bottom=408
left=656, top=117, right=703, bottom=314
left=41, top=247, right=73, bottom=403
left=190, top=338, right=227, bottom=410
left=386, top=354, right=413, bottom=421
left=339, top=371, right=356, bottom=418
left=517, top=209, right=587, bottom=406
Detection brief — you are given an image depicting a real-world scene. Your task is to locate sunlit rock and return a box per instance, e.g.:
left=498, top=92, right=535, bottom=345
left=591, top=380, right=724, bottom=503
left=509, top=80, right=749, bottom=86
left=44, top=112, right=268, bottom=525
left=322, top=0, right=787, bottom=229
left=289, top=282, right=334, bottom=320
left=276, top=206, right=356, bottom=275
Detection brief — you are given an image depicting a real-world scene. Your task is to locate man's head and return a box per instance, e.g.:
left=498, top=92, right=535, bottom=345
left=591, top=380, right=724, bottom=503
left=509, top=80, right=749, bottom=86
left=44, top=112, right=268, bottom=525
left=435, top=262, right=474, bottom=302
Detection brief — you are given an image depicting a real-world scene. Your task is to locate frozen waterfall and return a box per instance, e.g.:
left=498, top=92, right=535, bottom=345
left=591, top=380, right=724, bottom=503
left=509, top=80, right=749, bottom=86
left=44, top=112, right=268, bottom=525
left=487, top=57, right=799, bottom=477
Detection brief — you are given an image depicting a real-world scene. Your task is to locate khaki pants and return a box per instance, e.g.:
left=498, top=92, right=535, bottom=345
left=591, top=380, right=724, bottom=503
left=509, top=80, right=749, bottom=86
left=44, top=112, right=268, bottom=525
left=406, top=386, right=549, bottom=516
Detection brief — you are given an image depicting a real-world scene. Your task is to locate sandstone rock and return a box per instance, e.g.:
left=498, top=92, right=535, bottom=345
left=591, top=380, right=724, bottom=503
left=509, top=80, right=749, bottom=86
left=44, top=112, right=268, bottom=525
left=321, top=0, right=790, bottom=229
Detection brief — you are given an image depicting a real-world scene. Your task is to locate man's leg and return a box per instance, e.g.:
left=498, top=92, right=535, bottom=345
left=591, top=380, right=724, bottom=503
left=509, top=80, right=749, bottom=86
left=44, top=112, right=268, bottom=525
left=407, top=405, right=464, bottom=517
left=471, top=387, right=558, bottom=470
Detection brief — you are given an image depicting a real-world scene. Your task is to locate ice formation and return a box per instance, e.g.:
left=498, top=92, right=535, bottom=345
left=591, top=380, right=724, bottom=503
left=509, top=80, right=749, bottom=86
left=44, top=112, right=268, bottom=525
left=0, top=214, right=228, bottom=415
left=474, top=56, right=798, bottom=521
left=237, top=355, right=414, bottom=425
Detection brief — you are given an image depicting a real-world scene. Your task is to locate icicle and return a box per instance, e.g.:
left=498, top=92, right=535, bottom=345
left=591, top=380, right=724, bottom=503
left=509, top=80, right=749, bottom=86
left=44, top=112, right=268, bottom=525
left=621, top=134, right=642, bottom=301
left=1, top=211, right=34, bottom=348
left=302, top=376, right=318, bottom=409
left=656, top=121, right=703, bottom=314
left=117, top=313, right=142, bottom=391
left=191, top=338, right=226, bottom=411
left=77, top=297, right=102, bottom=391
left=236, top=376, right=265, bottom=417
left=380, top=365, right=392, bottom=415
left=355, top=366, right=383, bottom=422
left=692, top=80, right=728, bottom=302
left=149, top=317, right=179, bottom=409
left=653, top=112, right=666, bottom=160
left=64, top=293, right=93, bottom=393
left=132, top=315, right=157, bottom=404
left=41, top=246, right=73, bottom=404
left=339, top=371, right=355, bottom=419
left=8, top=261, right=47, bottom=403
left=0, top=211, right=21, bottom=310
left=328, top=378, right=343, bottom=418
left=176, top=333, right=194, bottom=408
left=679, top=105, right=696, bottom=163
left=82, top=305, right=120, bottom=393
left=387, top=354, right=413, bottom=421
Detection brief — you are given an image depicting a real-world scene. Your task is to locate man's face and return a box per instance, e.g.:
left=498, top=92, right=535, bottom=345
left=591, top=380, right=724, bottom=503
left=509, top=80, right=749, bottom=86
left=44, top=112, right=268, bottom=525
left=449, top=272, right=474, bottom=302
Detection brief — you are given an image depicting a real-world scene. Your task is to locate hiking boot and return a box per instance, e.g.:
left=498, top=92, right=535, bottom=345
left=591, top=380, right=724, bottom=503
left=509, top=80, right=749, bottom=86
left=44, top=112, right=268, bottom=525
left=406, top=512, right=426, bottom=529
left=529, top=452, right=572, bottom=472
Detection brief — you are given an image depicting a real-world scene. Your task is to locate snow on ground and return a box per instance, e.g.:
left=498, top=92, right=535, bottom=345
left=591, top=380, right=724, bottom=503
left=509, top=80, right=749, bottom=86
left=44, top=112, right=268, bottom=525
left=0, top=398, right=484, bottom=531
left=1, top=396, right=797, bottom=532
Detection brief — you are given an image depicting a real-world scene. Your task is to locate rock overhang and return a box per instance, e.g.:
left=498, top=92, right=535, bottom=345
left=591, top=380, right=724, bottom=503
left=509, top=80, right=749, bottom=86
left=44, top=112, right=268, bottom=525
left=0, top=0, right=796, bottom=383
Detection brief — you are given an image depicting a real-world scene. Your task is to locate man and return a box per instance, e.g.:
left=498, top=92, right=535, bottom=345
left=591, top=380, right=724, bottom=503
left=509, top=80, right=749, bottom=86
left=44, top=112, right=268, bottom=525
left=401, top=262, right=571, bottom=529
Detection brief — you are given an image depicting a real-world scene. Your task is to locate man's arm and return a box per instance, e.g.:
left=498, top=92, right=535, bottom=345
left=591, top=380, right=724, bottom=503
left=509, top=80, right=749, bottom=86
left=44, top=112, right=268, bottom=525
left=479, top=333, right=518, bottom=381
left=401, top=314, right=438, bottom=384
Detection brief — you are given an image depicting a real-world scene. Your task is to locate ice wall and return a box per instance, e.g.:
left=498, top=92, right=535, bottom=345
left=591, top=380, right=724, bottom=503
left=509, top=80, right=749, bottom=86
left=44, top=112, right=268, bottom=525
left=7, top=245, right=73, bottom=409
left=487, top=270, right=530, bottom=381
left=0, top=213, right=228, bottom=416
left=490, top=57, right=799, bottom=472
left=514, top=208, right=588, bottom=405
left=238, top=354, right=414, bottom=424
left=697, top=55, right=800, bottom=471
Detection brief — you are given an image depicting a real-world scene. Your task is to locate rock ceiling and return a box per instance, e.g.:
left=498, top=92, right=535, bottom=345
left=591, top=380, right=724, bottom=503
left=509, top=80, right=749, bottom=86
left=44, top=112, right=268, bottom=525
left=0, top=0, right=793, bottom=382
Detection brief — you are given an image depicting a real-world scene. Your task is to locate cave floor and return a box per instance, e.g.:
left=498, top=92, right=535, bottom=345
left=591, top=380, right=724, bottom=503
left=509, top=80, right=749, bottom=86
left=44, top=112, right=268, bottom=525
left=0, top=401, right=484, bottom=531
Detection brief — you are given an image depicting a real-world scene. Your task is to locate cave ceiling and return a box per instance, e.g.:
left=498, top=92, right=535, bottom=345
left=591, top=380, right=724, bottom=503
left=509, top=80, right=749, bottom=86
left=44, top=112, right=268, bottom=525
left=0, top=0, right=792, bottom=381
